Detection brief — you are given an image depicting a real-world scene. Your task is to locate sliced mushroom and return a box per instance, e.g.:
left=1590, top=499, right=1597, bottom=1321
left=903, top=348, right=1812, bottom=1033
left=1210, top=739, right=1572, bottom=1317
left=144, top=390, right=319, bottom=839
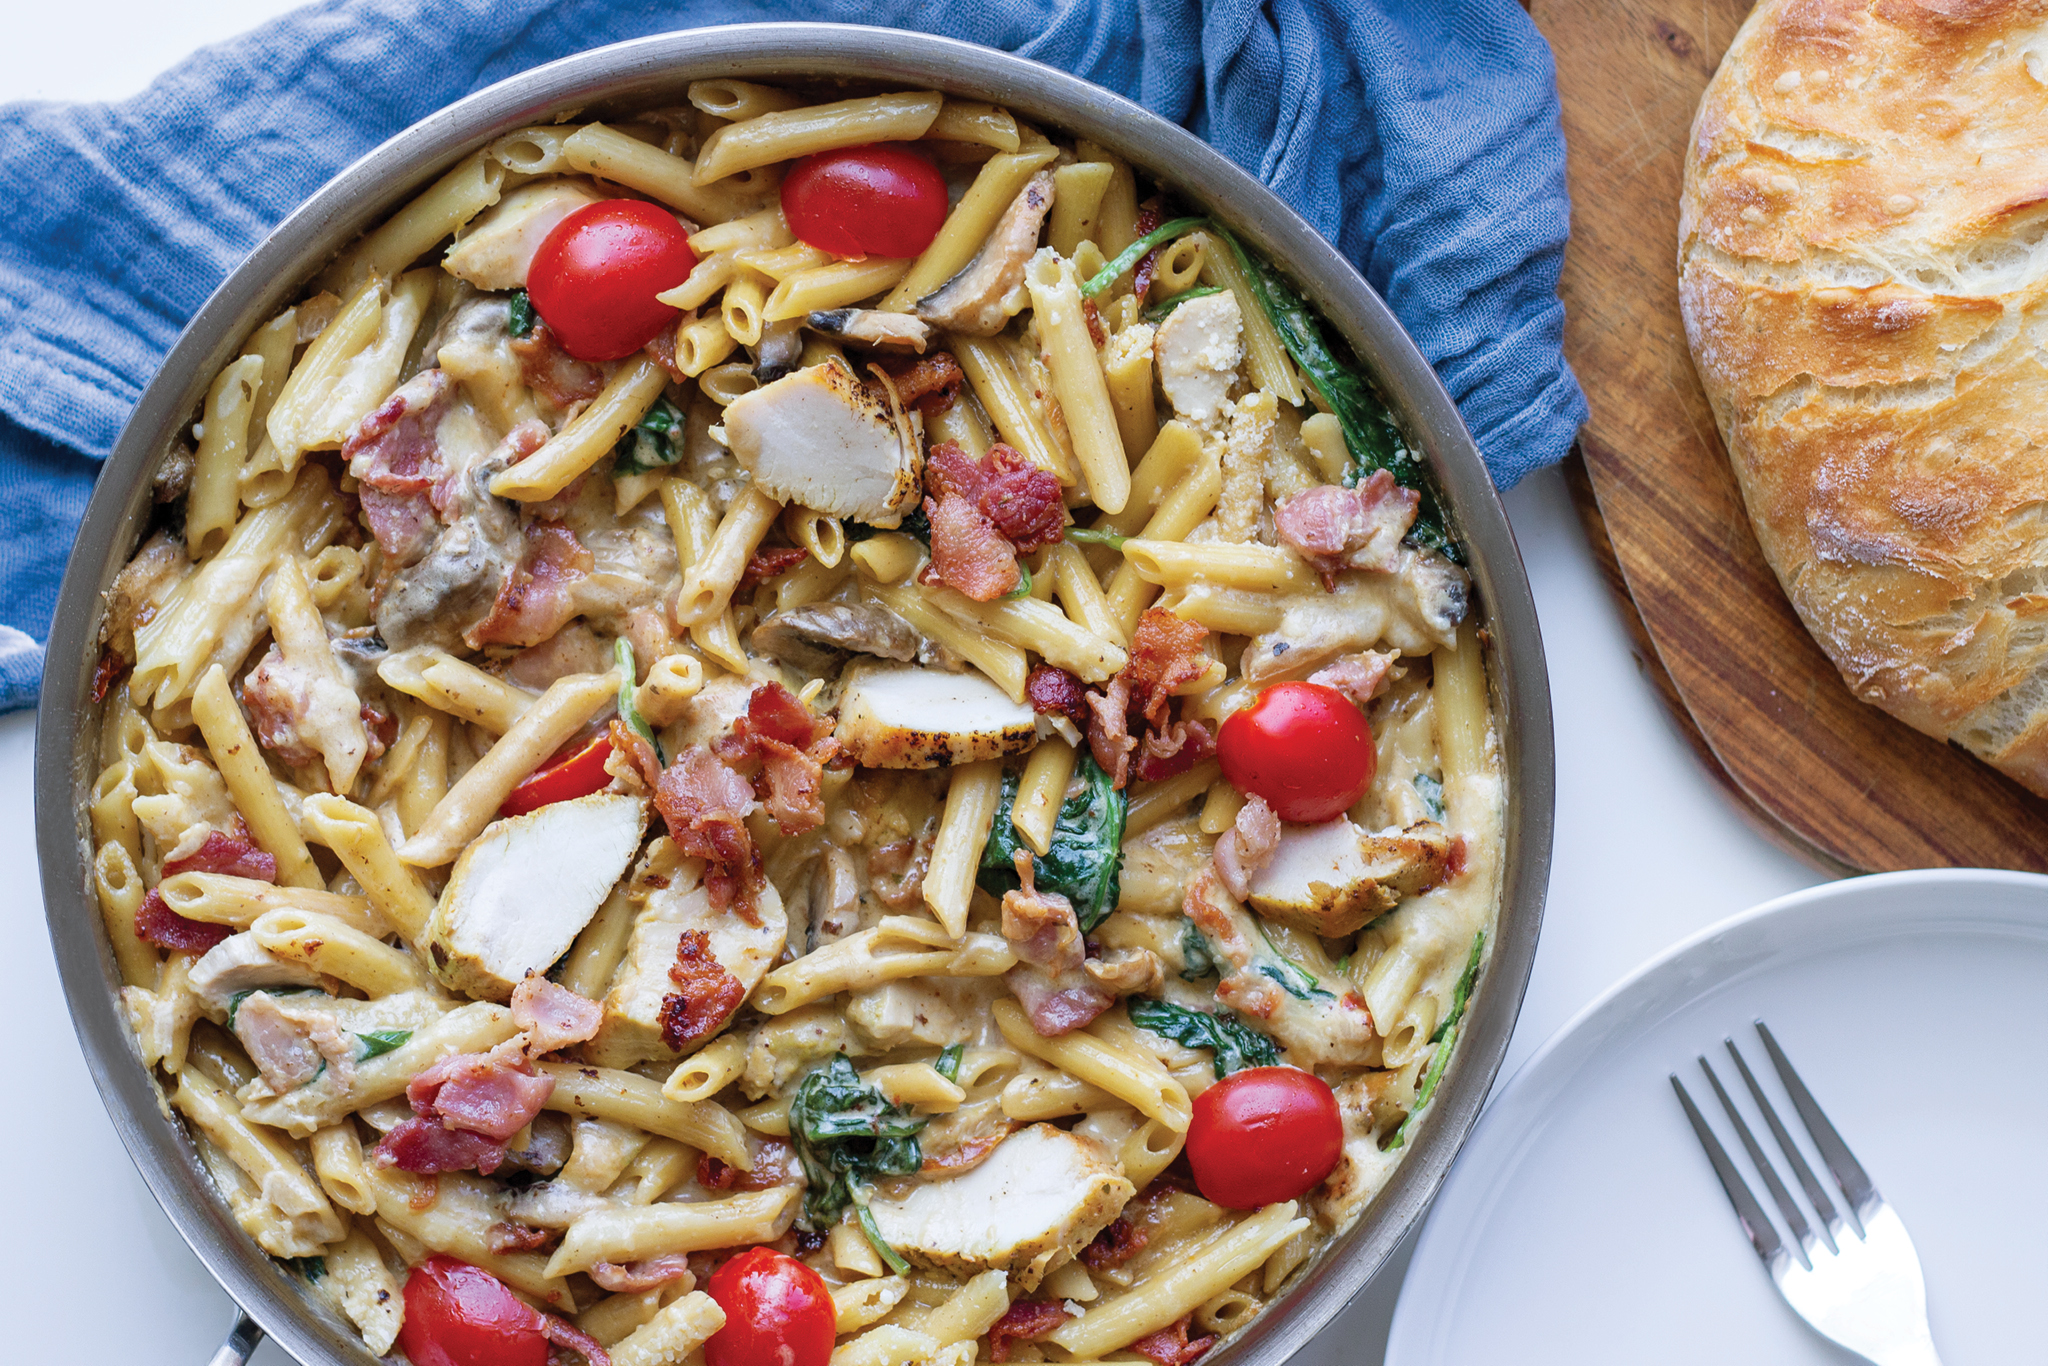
left=913, top=171, right=1055, bottom=336
left=750, top=602, right=922, bottom=674
left=805, top=309, right=932, bottom=353
left=753, top=319, right=804, bottom=383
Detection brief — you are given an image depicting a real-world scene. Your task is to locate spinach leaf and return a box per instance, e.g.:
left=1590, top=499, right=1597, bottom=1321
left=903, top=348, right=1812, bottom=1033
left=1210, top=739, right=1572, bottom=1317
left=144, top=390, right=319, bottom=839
left=1128, top=998, right=1280, bottom=1079
left=507, top=290, right=536, bottom=339
left=611, top=397, right=687, bottom=477
left=934, top=1043, right=965, bottom=1083
left=978, top=753, right=1126, bottom=932
left=897, top=504, right=932, bottom=545
left=614, top=638, right=664, bottom=764
left=1080, top=216, right=1209, bottom=298
left=1216, top=228, right=1455, bottom=559
left=1179, top=921, right=1217, bottom=981
left=854, top=1197, right=911, bottom=1275
left=1141, top=285, right=1224, bottom=323
left=787, top=1054, right=928, bottom=1229
left=1413, top=773, right=1446, bottom=823
left=1253, top=925, right=1333, bottom=1001
left=354, top=1029, right=412, bottom=1060
left=1389, top=931, right=1485, bottom=1150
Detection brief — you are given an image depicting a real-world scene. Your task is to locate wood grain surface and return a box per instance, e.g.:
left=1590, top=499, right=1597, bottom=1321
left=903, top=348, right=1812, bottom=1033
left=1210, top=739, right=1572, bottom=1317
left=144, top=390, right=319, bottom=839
left=1531, top=0, right=2048, bottom=872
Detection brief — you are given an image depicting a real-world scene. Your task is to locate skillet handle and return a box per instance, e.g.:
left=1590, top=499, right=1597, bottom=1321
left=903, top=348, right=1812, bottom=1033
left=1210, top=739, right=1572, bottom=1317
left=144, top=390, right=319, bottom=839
left=208, top=1311, right=264, bottom=1366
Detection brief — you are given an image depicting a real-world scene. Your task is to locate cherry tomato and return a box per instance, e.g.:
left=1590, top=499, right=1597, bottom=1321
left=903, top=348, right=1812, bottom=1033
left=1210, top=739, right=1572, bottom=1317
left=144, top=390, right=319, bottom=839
left=1185, top=1066, right=1344, bottom=1209
left=704, top=1247, right=836, bottom=1366
left=1217, top=681, right=1376, bottom=823
left=527, top=199, right=696, bottom=361
left=397, top=1256, right=547, bottom=1366
left=499, top=733, right=613, bottom=817
left=780, top=144, right=948, bottom=258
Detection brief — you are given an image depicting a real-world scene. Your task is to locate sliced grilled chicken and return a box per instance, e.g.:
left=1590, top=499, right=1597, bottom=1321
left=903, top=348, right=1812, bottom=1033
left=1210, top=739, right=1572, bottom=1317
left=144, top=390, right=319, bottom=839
left=834, top=660, right=1037, bottom=768
left=586, top=837, right=788, bottom=1069
left=424, top=792, right=650, bottom=1001
left=718, top=356, right=922, bottom=524
left=1154, top=289, right=1243, bottom=426
left=914, top=171, right=1055, bottom=336
left=442, top=180, right=603, bottom=291
left=1245, top=818, right=1454, bottom=936
left=188, top=932, right=328, bottom=1016
left=864, top=1124, right=1133, bottom=1291
left=805, top=309, right=931, bottom=353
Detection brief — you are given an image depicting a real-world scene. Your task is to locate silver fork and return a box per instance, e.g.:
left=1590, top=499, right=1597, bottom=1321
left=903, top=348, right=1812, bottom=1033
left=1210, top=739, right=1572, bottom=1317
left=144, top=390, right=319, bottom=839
left=1670, top=1021, right=1943, bottom=1366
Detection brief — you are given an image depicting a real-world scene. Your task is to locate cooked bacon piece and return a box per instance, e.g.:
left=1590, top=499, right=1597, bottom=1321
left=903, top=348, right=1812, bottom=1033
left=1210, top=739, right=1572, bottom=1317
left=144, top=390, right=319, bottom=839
left=360, top=703, right=398, bottom=764
left=240, top=650, right=325, bottom=770
left=738, top=545, right=812, bottom=592
left=607, top=717, right=665, bottom=791
left=1084, top=674, right=1137, bottom=789
left=1026, top=664, right=1089, bottom=723
left=1212, top=794, right=1282, bottom=900
left=1132, top=716, right=1214, bottom=784
left=1081, top=298, right=1107, bottom=347
left=92, top=646, right=127, bottom=703
left=1273, top=471, right=1421, bottom=589
left=346, top=370, right=452, bottom=565
left=924, top=488, right=1020, bottom=601
left=659, top=930, right=746, bottom=1052
left=541, top=1313, right=614, bottom=1366
left=1130, top=1314, right=1216, bottom=1366
left=486, top=1221, right=556, bottom=1255
left=883, top=351, right=965, bottom=409
left=645, top=323, right=688, bottom=384
left=1003, top=853, right=1114, bottom=1035
left=698, top=1139, right=797, bottom=1192
left=590, top=1254, right=693, bottom=1294
left=512, top=320, right=605, bottom=408
left=134, top=890, right=231, bottom=953
left=1307, top=650, right=1396, bottom=707
left=1082, top=1215, right=1147, bottom=1270
left=164, top=828, right=278, bottom=883
left=715, top=683, right=840, bottom=837
left=374, top=1117, right=509, bottom=1175
left=407, top=1038, right=556, bottom=1143
left=1001, top=852, right=1083, bottom=973
left=1084, top=945, right=1164, bottom=995
left=1130, top=199, right=1164, bottom=302
left=655, top=746, right=756, bottom=865
left=510, top=976, right=603, bottom=1054
left=1125, top=608, right=1211, bottom=727
left=920, top=1124, right=1014, bottom=1176
left=868, top=834, right=930, bottom=908
left=466, top=520, right=593, bottom=649
left=989, top=1300, right=1073, bottom=1362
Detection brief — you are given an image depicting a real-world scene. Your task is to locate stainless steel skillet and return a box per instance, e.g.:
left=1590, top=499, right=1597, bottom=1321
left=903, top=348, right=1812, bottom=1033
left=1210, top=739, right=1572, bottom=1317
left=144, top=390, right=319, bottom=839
left=34, top=24, right=1554, bottom=1364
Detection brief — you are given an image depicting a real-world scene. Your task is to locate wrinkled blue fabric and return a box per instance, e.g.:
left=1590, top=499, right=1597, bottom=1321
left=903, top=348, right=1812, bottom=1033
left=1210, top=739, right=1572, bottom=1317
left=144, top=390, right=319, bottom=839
left=0, top=0, right=1584, bottom=709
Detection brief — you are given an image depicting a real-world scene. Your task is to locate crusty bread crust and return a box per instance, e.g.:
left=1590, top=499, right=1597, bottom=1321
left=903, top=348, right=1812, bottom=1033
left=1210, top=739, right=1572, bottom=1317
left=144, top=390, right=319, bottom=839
left=1678, top=0, right=2048, bottom=794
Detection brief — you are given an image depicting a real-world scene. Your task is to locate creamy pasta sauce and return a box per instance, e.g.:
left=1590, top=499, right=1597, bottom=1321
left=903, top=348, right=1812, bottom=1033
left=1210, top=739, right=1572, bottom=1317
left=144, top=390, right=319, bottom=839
left=89, top=77, right=1502, bottom=1366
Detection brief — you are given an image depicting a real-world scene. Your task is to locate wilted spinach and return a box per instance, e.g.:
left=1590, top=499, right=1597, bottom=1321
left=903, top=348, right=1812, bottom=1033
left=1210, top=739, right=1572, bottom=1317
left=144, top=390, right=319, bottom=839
left=978, top=754, right=1126, bottom=932
left=1128, top=998, right=1280, bottom=1078
left=611, top=397, right=686, bottom=476
left=787, top=1054, right=927, bottom=1229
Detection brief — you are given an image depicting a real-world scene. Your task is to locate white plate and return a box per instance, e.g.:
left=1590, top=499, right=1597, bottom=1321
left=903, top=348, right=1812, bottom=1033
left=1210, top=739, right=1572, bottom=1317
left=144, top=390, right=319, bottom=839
left=1386, top=870, right=2048, bottom=1364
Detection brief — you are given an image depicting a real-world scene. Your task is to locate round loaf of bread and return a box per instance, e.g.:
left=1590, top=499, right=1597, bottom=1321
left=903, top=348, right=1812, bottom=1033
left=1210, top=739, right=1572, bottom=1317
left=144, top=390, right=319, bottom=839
left=1679, top=0, right=2048, bottom=795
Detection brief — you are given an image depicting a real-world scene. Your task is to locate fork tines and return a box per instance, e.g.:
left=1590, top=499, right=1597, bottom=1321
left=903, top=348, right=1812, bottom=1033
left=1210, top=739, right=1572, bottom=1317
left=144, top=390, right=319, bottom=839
left=1670, top=1021, right=1943, bottom=1366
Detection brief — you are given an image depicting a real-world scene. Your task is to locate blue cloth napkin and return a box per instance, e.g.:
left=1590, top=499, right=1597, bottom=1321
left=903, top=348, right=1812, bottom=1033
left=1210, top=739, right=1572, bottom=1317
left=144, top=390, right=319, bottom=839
left=0, top=0, right=1585, bottom=710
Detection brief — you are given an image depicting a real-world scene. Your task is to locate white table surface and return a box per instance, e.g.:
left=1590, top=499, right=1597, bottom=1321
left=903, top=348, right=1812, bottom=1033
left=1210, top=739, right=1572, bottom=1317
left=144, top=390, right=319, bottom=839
left=0, top=9, right=1829, bottom=1362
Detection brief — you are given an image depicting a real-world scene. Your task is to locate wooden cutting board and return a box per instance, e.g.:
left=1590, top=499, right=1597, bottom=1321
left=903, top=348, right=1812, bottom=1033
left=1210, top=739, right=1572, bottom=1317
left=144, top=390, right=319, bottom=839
left=1528, top=0, right=2048, bottom=873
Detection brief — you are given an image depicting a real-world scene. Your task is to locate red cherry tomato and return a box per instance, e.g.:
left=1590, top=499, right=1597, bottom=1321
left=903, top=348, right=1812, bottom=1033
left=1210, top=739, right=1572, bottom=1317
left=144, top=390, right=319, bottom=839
left=780, top=144, right=948, bottom=258
left=1185, top=1066, right=1344, bottom=1209
left=1217, top=681, right=1377, bottom=823
left=499, top=733, right=613, bottom=817
left=397, top=1257, right=547, bottom=1366
left=527, top=199, right=696, bottom=361
left=704, top=1247, right=836, bottom=1366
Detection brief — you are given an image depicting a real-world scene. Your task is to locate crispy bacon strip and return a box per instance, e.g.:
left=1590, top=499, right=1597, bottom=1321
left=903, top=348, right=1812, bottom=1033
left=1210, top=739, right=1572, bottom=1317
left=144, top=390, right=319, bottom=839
left=653, top=745, right=758, bottom=911
left=715, top=682, right=840, bottom=837
left=134, top=891, right=231, bottom=953
left=1132, top=716, right=1214, bottom=784
left=1084, top=675, right=1137, bottom=789
left=512, top=320, right=605, bottom=407
left=738, top=545, right=812, bottom=591
left=486, top=1221, right=556, bottom=1255
left=1212, top=794, right=1282, bottom=901
left=510, top=976, right=603, bottom=1054
left=698, top=1139, right=796, bottom=1192
left=924, top=488, right=1020, bottom=601
left=989, top=1301, right=1073, bottom=1362
left=660, top=930, right=746, bottom=1052
left=921, top=441, right=1065, bottom=599
left=1086, top=608, right=1214, bottom=789
left=1131, top=199, right=1164, bottom=301
left=1082, top=1216, right=1147, bottom=1270
left=1130, top=1314, right=1216, bottom=1366
left=884, top=351, right=965, bottom=408
left=1125, top=608, right=1211, bottom=726
left=589, top=1254, right=692, bottom=1294
left=1273, top=471, right=1421, bottom=588
left=466, top=520, right=593, bottom=650
left=1307, top=650, right=1396, bottom=707
left=406, top=1038, right=555, bottom=1143
left=541, top=1314, right=613, bottom=1366
left=164, top=828, right=278, bottom=883
left=920, top=1125, right=1014, bottom=1176
left=374, top=1117, right=509, bottom=1175
left=1026, top=664, right=1089, bottom=723
left=1003, top=854, right=1114, bottom=1035
left=345, top=370, right=451, bottom=565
